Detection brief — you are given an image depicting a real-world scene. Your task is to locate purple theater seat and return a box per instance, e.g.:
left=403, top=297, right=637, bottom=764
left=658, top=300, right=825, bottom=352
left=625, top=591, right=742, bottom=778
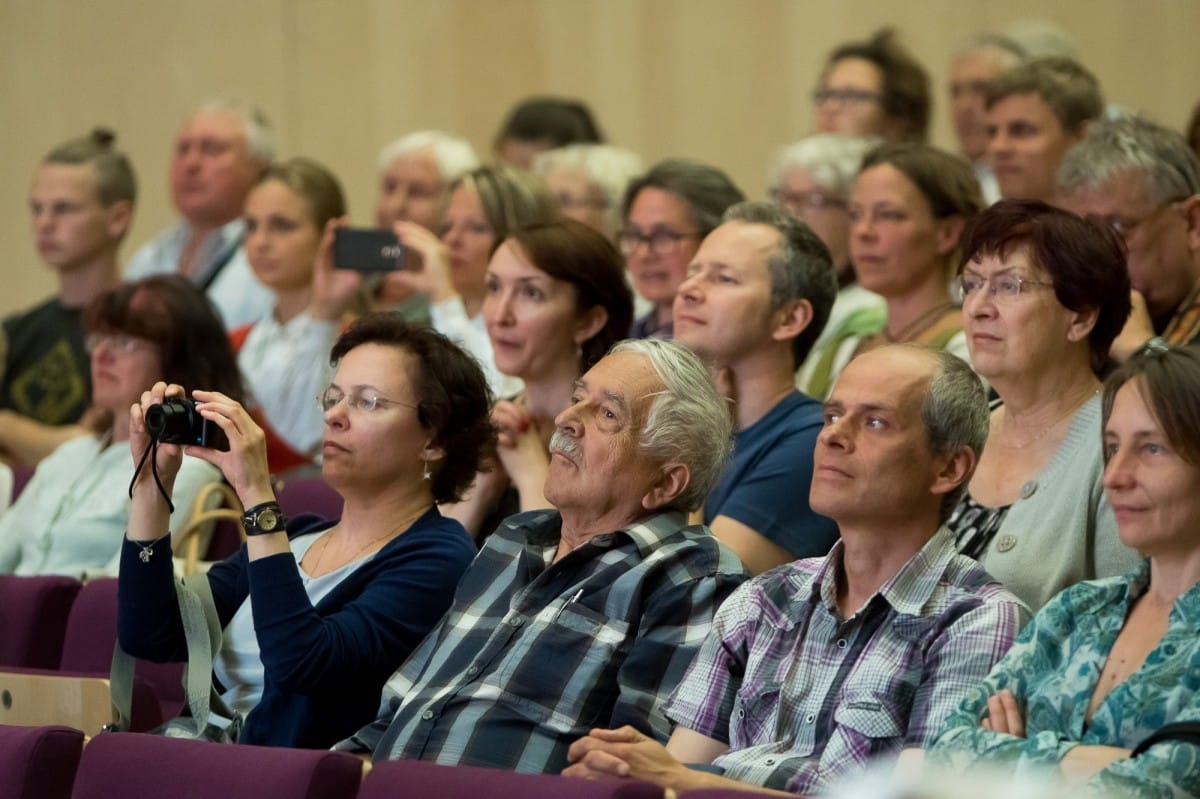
left=59, top=577, right=185, bottom=724
left=71, top=733, right=364, bottom=799
left=0, top=723, right=84, bottom=799
left=0, top=575, right=82, bottom=669
left=359, top=760, right=664, bottom=799
left=276, top=476, right=343, bottom=522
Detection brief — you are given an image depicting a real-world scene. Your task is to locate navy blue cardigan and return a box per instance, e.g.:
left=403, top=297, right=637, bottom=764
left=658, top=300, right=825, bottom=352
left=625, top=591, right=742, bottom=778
left=118, top=508, right=475, bottom=748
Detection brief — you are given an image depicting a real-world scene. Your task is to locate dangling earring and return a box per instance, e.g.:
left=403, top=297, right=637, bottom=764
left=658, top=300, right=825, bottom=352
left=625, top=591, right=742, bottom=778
left=422, top=460, right=431, bottom=481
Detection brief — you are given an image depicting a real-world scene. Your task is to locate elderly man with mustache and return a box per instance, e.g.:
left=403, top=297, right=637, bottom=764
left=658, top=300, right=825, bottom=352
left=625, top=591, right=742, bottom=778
left=335, top=338, right=747, bottom=773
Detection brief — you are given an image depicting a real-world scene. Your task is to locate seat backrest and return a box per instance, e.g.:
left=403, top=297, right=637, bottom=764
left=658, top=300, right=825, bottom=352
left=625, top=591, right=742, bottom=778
left=0, top=670, right=116, bottom=734
left=59, top=578, right=184, bottom=727
left=0, top=575, right=82, bottom=669
left=360, top=760, right=663, bottom=799
left=276, top=476, right=343, bottom=522
left=0, top=723, right=83, bottom=799
left=72, top=733, right=364, bottom=799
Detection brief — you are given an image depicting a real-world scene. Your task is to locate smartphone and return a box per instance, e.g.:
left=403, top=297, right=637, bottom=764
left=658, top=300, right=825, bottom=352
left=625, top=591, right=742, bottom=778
left=333, top=227, right=405, bottom=272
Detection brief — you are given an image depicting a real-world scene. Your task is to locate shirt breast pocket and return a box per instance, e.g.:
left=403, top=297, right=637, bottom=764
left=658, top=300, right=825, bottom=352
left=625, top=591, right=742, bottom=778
left=832, top=691, right=905, bottom=762
left=501, top=601, right=631, bottom=731
left=730, top=682, right=782, bottom=749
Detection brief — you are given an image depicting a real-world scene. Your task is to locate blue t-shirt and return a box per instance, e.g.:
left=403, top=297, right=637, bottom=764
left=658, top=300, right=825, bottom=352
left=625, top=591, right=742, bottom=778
left=703, top=390, right=838, bottom=559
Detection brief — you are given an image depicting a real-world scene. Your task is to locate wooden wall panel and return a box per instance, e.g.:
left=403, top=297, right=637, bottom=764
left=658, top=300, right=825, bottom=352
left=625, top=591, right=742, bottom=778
left=2, top=0, right=1198, bottom=317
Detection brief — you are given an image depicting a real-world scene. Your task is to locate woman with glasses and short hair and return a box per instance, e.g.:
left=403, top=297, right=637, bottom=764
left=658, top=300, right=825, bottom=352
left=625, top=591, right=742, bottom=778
left=619, top=159, right=744, bottom=340
left=0, top=275, right=235, bottom=576
left=947, top=199, right=1141, bottom=611
left=813, top=28, right=931, bottom=143
left=118, top=315, right=490, bottom=748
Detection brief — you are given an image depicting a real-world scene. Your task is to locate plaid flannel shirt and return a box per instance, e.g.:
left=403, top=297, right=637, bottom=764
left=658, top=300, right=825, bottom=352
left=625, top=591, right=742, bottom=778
left=664, top=528, right=1027, bottom=795
left=340, top=508, right=746, bottom=773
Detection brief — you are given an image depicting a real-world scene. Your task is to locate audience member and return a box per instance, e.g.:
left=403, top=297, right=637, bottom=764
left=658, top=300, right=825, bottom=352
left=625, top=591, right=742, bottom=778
left=798, top=143, right=983, bottom=399
left=812, top=29, right=931, bottom=143
left=0, top=276, right=232, bottom=576
left=928, top=344, right=1200, bottom=796
left=1187, top=99, right=1200, bottom=161
left=620, top=159, right=744, bottom=339
left=235, top=158, right=355, bottom=473
left=949, top=200, right=1140, bottom=611
left=1057, top=115, right=1200, bottom=359
left=0, top=129, right=136, bottom=466
left=768, top=133, right=885, bottom=349
left=947, top=35, right=1025, bottom=204
left=124, top=99, right=275, bottom=328
left=674, top=201, right=839, bottom=573
left=119, top=316, right=487, bottom=748
left=337, top=339, right=746, bottom=771
left=447, top=219, right=633, bottom=538
left=368, top=130, right=479, bottom=325
left=532, top=144, right=642, bottom=240
left=985, top=57, right=1103, bottom=202
left=382, top=165, right=558, bottom=396
left=565, top=346, right=1026, bottom=795
left=493, top=96, right=604, bottom=169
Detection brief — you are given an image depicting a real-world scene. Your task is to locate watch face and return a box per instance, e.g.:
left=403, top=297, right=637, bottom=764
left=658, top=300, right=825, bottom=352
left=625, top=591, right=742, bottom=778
left=257, top=508, right=280, bottom=530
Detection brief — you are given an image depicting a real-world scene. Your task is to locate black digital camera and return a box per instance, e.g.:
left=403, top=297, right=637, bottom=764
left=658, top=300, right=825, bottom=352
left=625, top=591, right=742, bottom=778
left=144, top=397, right=230, bottom=451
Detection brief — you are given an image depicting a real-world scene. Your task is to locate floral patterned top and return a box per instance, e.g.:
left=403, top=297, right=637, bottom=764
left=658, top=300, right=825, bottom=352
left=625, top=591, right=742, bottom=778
left=929, top=562, right=1200, bottom=798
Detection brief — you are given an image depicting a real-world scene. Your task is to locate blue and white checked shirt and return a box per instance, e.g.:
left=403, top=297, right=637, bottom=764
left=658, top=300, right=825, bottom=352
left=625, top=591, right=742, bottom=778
left=339, top=508, right=747, bottom=773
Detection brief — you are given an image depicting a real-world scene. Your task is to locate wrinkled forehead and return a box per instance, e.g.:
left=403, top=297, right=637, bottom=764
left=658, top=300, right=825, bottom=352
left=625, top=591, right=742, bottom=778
left=177, top=110, right=247, bottom=146
left=582, top=351, right=665, bottom=413
left=834, top=347, right=935, bottom=410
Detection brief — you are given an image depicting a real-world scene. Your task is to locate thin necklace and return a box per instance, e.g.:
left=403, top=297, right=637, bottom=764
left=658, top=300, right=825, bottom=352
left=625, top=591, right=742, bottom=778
left=881, top=301, right=957, bottom=343
left=998, top=387, right=1099, bottom=450
left=309, top=509, right=423, bottom=575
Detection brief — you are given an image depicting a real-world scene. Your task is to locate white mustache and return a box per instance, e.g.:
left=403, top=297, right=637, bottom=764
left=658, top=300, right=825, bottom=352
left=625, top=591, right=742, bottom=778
left=549, top=431, right=580, bottom=459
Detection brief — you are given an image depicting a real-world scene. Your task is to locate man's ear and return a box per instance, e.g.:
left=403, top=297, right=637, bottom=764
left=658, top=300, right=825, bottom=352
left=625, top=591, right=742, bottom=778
left=771, top=298, right=813, bottom=344
left=934, top=215, right=966, bottom=257
left=573, top=305, right=609, bottom=346
left=106, top=200, right=134, bottom=240
left=1181, top=194, right=1200, bottom=252
left=930, top=445, right=976, bottom=500
left=642, top=462, right=690, bottom=512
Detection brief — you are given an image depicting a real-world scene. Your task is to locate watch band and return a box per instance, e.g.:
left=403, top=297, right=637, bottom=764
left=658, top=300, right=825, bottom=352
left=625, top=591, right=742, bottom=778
left=242, top=501, right=287, bottom=536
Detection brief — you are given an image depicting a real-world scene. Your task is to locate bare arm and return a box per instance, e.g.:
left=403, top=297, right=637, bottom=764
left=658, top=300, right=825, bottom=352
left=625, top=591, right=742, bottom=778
left=0, top=409, right=88, bottom=468
left=707, top=515, right=795, bottom=575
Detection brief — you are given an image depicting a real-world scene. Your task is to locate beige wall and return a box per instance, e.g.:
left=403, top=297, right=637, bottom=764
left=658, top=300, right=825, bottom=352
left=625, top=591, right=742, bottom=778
left=2, top=0, right=1198, bottom=316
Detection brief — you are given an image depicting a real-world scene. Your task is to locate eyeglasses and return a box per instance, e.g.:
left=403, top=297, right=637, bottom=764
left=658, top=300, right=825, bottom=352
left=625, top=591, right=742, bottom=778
left=318, top=385, right=418, bottom=414
left=1095, top=198, right=1183, bottom=238
left=84, top=332, right=155, bottom=355
left=617, top=227, right=701, bottom=258
left=959, top=273, right=1055, bottom=301
left=812, top=88, right=883, bottom=107
left=770, top=188, right=848, bottom=217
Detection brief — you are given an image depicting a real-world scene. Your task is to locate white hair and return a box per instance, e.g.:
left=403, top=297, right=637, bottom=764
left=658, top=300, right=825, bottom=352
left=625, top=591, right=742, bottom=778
left=194, top=98, right=274, bottom=163
left=533, top=144, right=643, bottom=235
left=767, top=134, right=882, bottom=200
left=376, top=130, right=479, bottom=183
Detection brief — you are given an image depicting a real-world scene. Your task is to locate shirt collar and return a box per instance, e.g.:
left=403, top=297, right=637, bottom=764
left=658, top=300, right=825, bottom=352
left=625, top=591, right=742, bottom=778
left=513, top=508, right=691, bottom=558
left=812, top=527, right=960, bottom=617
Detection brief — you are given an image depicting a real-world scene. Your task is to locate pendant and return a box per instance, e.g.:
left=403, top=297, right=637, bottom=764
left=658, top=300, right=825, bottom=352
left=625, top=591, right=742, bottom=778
left=139, top=546, right=153, bottom=563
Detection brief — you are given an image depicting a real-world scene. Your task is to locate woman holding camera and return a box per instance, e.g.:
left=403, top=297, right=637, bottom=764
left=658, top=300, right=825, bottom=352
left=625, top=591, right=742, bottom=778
left=119, top=315, right=490, bottom=749
left=0, top=275, right=234, bottom=576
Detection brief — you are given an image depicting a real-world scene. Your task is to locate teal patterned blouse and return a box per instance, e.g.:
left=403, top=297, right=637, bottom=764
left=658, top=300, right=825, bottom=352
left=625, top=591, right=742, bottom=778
left=929, top=562, right=1200, bottom=798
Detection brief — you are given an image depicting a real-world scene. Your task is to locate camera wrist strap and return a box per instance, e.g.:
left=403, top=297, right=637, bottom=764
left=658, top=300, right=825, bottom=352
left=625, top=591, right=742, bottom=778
left=128, top=438, right=177, bottom=515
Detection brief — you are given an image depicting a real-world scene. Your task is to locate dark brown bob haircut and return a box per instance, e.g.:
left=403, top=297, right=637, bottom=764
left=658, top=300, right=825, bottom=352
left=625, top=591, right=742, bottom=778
left=1103, top=344, right=1200, bottom=467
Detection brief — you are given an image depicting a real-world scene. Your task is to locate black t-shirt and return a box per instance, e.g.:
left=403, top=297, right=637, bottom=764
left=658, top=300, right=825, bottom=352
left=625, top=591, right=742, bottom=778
left=0, top=296, right=90, bottom=424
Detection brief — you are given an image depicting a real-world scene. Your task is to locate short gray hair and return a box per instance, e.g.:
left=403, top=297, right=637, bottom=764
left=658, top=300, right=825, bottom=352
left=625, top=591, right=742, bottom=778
left=376, top=130, right=480, bottom=183
left=1057, top=115, right=1200, bottom=204
left=721, top=201, right=838, bottom=368
left=610, top=338, right=733, bottom=513
left=914, top=347, right=989, bottom=523
left=194, top=98, right=274, bottom=163
left=767, top=134, right=882, bottom=201
left=533, top=144, right=643, bottom=235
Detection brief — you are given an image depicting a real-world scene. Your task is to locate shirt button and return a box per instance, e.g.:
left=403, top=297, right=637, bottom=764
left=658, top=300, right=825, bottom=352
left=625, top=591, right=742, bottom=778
left=996, top=535, right=1018, bottom=553
left=508, top=615, right=524, bottom=628
left=421, top=710, right=434, bottom=720
left=736, top=708, right=745, bottom=719
left=466, top=664, right=479, bottom=676
left=836, top=638, right=847, bottom=649
left=1019, top=480, right=1037, bottom=499
left=804, top=713, right=815, bottom=724
left=765, top=758, right=776, bottom=765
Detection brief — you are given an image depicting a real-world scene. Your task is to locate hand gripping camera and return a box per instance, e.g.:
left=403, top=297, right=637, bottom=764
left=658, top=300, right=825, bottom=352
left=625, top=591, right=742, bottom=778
left=144, top=397, right=230, bottom=451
